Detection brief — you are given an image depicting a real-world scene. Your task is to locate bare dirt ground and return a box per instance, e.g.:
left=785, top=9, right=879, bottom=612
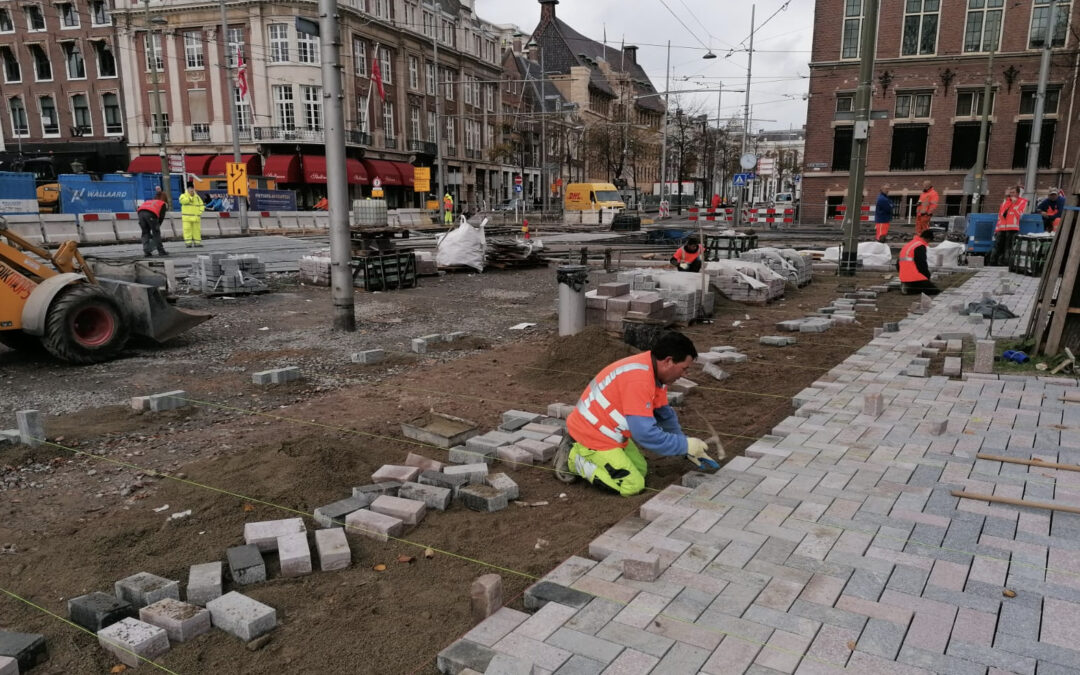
left=0, top=266, right=965, bottom=674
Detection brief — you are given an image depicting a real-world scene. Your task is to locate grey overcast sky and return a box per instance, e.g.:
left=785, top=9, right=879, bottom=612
left=474, top=0, right=813, bottom=132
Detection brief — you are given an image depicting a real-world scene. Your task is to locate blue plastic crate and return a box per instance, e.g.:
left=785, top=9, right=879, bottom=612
left=966, top=213, right=997, bottom=254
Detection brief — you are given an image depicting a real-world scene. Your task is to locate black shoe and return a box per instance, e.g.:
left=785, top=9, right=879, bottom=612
left=158, top=251, right=169, bottom=257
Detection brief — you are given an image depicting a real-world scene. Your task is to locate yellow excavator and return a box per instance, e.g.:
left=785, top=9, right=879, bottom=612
left=0, top=217, right=211, bottom=364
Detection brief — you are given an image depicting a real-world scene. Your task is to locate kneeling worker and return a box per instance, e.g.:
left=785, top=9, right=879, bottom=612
left=559, top=332, right=715, bottom=496
left=671, top=236, right=703, bottom=272
left=897, top=228, right=940, bottom=296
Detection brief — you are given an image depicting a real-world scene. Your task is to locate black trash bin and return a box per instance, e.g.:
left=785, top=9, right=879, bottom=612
left=610, top=214, right=641, bottom=231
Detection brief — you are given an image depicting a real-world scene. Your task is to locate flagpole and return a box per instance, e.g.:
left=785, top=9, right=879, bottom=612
left=367, top=41, right=381, bottom=167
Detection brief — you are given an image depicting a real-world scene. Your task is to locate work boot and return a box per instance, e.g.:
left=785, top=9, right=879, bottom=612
left=158, top=250, right=169, bottom=257
left=194, top=242, right=203, bottom=247
left=185, top=242, right=193, bottom=248
left=553, top=435, right=577, bottom=484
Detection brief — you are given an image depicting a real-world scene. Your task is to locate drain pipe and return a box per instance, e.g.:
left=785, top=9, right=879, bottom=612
left=556, top=264, right=590, bottom=336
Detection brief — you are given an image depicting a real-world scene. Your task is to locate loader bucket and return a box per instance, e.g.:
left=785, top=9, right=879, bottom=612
left=96, top=278, right=212, bottom=343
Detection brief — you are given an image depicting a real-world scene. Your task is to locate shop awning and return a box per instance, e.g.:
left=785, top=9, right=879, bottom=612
left=361, top=159, right=403, bottom=186
left=184, top=155, right=214, bottom=175
left=207, top=153, right=262, bottom=176
left=263, top=154, right=302, bottom=183
left=393, top=161, right=415, bottom=187
left=126, top=155, right=162, bottom=173
left=346, top=158, right=369, bottom=185
left=302, top=155, right=327, bottom=183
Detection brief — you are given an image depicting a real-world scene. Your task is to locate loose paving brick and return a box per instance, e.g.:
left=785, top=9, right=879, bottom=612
left=314, top=527, right=351, bottom=571
left=148, top=390, right=189, bottom=412
left=313, top=495, right=370, bottom=528
left=523, top=581, right=594, bottom=611
left=350, top=349, right=385, bottom=364
left=205, top=592, right=276, bottom=641
left=97, top=618, right=169, bottom=668
left=471, top=574, right=503, bottom=622
left=370, top=495, right=427, bottom=525
left=760, top=335, right=796, bottom=347
left=186, top=562, right=222, bottom=606
left=450, top=445, right=496, bottom=464
left=352, top=481, right=403, bottom=498
left=0, top=631, right=46, bottom=673
left=139, top=598, right=211, bottom=643
left=243, top=517, right=306, bottom=552
left=114, top=572, right=180, bottom=610
left=372, top=464, right=421, bottom=483
left=344, top=509, right=404, bottom=541
left=460, top=484, right=509, bottom=512
left=399, top=481, right=453, bottom=510
left=485, top=473, right=519, bottom=501
left=277, top=531, right=313, bottom=577
left=69, top=592, right=133, bottom=631
left=418, top=470, right=471, bottom=496
left=404, top=452, right=445, bottom=472
left=622, top=553, right=661, bottom=582
left=0, top=656, right=14, bottom=675
left=226, top=544, right=266, bottom=585
left=444, top=463, right=490, bottom=484
left=15, top=409, right=43, bottom=446
left=437, top=640, right=497, bottom=674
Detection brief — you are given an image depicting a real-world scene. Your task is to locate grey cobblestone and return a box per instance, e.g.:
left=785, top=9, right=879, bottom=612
left=857, top=617, right=908, bottom=660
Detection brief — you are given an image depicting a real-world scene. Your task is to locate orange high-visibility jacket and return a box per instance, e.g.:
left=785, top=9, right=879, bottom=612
left=917, top=188, right=939, bottom=216
left=898, top=238, right=929, bottom=283
left=566, top=352, right=669, bottom=451
left=137, top=199, right=167, bottom=218
left=996, top=197, right=1024, bottom=232
left=672, top=246, right=701, bottom=265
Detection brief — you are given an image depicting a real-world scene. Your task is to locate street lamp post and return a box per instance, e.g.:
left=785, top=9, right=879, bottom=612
left=144, top=0, right=169, bottom=201
left=219, top=0, right=248, bottom=233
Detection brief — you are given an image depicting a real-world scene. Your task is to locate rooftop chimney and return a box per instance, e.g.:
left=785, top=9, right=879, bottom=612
left=624, top=45, right=638, bottom=64
left=539, top=0, right=558, bottom=23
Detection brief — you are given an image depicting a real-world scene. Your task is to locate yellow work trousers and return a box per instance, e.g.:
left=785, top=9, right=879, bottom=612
left=182, top=216, right=202, bottom=244
left=567, top=441, right=647, bottom=496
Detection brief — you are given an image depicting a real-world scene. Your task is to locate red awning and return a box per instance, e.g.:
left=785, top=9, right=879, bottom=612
left=302, top=155, right=327, bottom=183
left=264, top=154, right=302, bottom=183
left=207, top=154, right=262, bottom=176
left=127, top=155, right=162, bottom=173
left=361, top=159, right=403, bottom=186
left=393, top=161, right=415, bottom=187
left=346, top=158, right=369, bottom=185
left=185, top=155, right=213, bottom=175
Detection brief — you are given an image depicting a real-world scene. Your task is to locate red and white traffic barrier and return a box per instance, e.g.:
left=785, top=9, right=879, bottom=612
left=833, top=204, right=871, bottom=222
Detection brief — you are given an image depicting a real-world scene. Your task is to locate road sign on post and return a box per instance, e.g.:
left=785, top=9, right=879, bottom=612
left=169, top=154, right=184, bottom=174
left=414, top=166, right=430, bottom=192
left=372, top=176, right=384, bottom=198
left=226, top=162, right=248, bottom=197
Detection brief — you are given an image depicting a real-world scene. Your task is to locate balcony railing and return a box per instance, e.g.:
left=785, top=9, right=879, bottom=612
left=465, top=148, right=482, bottom=159
left=253, top=126, right=323, bottom=142
left=446, top=145, right=457, bottom=156
left=407, top=139, right=438, bottom=155
left=346, top=129, right=372, bottom=146
left=191, top=124, right=210, bottom=141
left=383, top=136, right=397, bottom=149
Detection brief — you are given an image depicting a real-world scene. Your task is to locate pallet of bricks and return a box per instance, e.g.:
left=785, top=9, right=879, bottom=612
left=188, top=253, right=268, bottom=295
left=703, top=259, right=785, bottom=305
left=585, top=269, right=715, bottom=326
left=738, top=247, right=813, bottom=287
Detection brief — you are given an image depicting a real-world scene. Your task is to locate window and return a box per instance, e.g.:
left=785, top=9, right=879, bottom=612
left=422, top=11, right=435, bottom=38
left=895, top=92, right=932, bottom=119
left=182, top=32, right=204, bottom=69
left=1013, top=120, right=1056, bottom=167
left=485, top=123, right=494, bottom=149
left=446, top=116, right=455, bottom=149
left=302, top=84, right=321, bottom=129
left=408, top=55, right=418, bottom=90
left=64, top=43, right=85, bottom=79
left=1020, top=86, right=1061, bottom=115
left=71, top=94, right=91, bottom=134
left=832, top=126, right=853, bottom=171
left=379, top=47, right=392, bottom=84
left=356, top=95, right=368, bottom=133
left=410, top=106, right=420, bottom=139
left=463, top=74, right=472, bottom=105
left=354, top=37, right=366, bottom=76
left=274, top=85, right=295, bottom=130
left=39, top=95, right=59, bottom=135
left=91, top=0, right=109, bottom=26
left=427, top=110, right=436, bottom=141
left=269, top=24, right=289, bottom=62
left=374, top=0, right=389, bottom=19
left=835, top=95, right=854, bottom=115
left=30, top=44, right=51, bottom=81
left=10, top=97, right=28, bottom=136
left=145, top=33, right=163, bottom=71
left=25, top=5, right=44, bottom=31
left=383, top=100, right=394, bottom=140
left=890, top=126, right=929, bottom=170
left=1, top=46, right=19, bottom=83
left=445, top=68, right=454, bottom=100
left=102, top=92, right=122, bottom=133
left=963, top=0, right=1003, bottom=52
left=842, top=0, right=862, bottom=59
left=902, top=0, right=939, bottom=56
left=227, top=27, right=243, bottom=68
left=95, top=41, right=116, bottom=77
left=955, top=89, right=995, bottom=116
left=150, top=98, right=168, bottom=140
left=1030, top=0, right=1070, bottom=48
left=59, top=2, right=79, bottom=28
left=950, top=122, right=985, bottom=169
left=485, top=84, right=494, bottom=112
left=425, top=62, right=435, bottom=95
left=0, top=9, right=13, bottom=33
left=298, top=30, right=319, bottom=64
left=234, top=86, right=250, bottom=133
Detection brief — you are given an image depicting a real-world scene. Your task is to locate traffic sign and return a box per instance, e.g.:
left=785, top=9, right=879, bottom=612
left=739, top=153, right=757, bottom=170
left=733, top=173, right=752, bottom=187
left=413, top=166, right=430, bottom=181
left=414, top=180, right=430, bottom=192
left=373, top=177, right=382, bottom=188
left=793, top=174, right=802, bottom=183
left=514, top=184, right=522, bottom=193
left=226, top=162, right=248, bottom=197
left=514, top=175, right=523, bottom=186
left=168, top=154, right=184, bottom=173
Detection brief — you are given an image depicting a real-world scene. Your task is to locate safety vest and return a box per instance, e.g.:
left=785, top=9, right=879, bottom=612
left=673, top=246, right=701, bottom=265
left=137, top=199, right=166, bottom=218
left=566, top=352, right=669, bottom=451
left=443, top=195, right=453, bottom=209
left=898, top=238, right=928, bottom=283
left=917, top=188, right=939, bottom=215
left=996, top=198, right=1023, bottom=232
left=179, top=191, right=204, bottom=217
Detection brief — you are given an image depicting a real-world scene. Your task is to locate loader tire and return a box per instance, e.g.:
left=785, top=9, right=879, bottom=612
left=42, top=285, right=129, bottom=364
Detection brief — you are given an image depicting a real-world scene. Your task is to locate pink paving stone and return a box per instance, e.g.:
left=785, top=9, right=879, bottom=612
left=491, top=632, right=572, bottom=672
left=1048, top=547, right=1080, bottom=590
left=344, top=508, right=403, bottom=542
left=603, top=648, right=659, bottom=674
left=1040, top=597, right=1080, bottom=649
left=888, top=508, right=952, bottom=529
left=835, top=595, right=913, bottom=625
left=496, top=444, right=534, bottom=466
left=700, top=634, right=764, bottom=674
left=927, top=559, right=969, bottom=592
left=681, top=509, right=724, bottom=533
left=622, top=552, right=661, bottom=582
left=612, top=591, right=669, bottom=629
left=804, top=623, right=857, bottom=669
left=968, top=555, right=1008, bottom=586
left=371, top=464, right=420, bottom=483
left=647, top=615, right=721, bottom=651
left=756, top=578, right=805, bottom=611
left=403, top=452, right=444, bottom=472
left=470, top=574, right=502, bottom=623
left=659, top=566, right=728, bottom=595
left=462, top=607, right=529, bottom=647
left=846, top=651, right=933, bottom=674
left=755, top=628, right=813, bottom=673
left=950, top=607, right=995, bottom=647
left=799, top=575, right=847, bottom=607
left=570, top=575, right=639, bottom=605
left=370, top=495, right=426, bottom=525
left=879, top=591, right=956, bottom=654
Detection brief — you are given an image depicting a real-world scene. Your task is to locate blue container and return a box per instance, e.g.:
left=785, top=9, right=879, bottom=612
left=0, top=172, right=39, bottom=214
left=966, top=213, right=998, bottom=254
left=1019, top=214, right=1045, bottom=235
left=134, top=173, right=184, bottom=210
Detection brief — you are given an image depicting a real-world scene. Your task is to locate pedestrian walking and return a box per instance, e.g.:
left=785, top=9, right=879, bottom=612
left=874, top=185, right=892, bottom=242
left=915, top=180, right=938, bottom=235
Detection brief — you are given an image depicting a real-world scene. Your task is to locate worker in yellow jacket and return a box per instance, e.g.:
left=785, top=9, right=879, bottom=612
left=179, top=182, right=206, bottom=247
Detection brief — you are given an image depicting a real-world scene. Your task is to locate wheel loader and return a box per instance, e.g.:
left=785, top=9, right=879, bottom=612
left=0, top=217, right=211, bottom=364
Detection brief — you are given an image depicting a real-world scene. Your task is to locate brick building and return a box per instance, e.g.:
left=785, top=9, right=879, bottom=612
left=803, top=0, right=1080, bottom=224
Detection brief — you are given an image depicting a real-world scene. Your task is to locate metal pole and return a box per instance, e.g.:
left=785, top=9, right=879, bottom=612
left=541, top=47, right=548, bottom=216
left=434, top=24, right=445, bottom=224
left=714, top=84, right=722, bottom=198
left=319, top=0, right=354, bottom=331
left=734, top=6, right=755, bottom=228
left=839, top=0, right=879, bottom=276
left=659, top=40, right=670, bottom=209
left=219, top=0, right=248, bottom=233
left=969, top=44, right=995, bottom=215
left=1024, top=0, right=1059, bottom=209
left=144, top=0, right=170, bottom=201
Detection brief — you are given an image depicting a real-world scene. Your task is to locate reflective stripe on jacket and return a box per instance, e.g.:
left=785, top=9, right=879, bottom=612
left=996, top=198, right=1024, bottom=232
left=137, top=199, right=166, bottom=218
left=917, top=188, right=939, bottom=215
left=566, top=352, right=669, bottom=451
left=898, top=238, right=928, bottom=283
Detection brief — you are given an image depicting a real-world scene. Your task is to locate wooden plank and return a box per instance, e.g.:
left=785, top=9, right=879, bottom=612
left=951, top=490, right=1080, bottom=515
left=975, top=453, right=1080, bottom=473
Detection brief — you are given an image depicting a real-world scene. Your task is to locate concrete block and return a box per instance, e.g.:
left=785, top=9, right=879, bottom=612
left=945, top=339, right=963, bottom=354
left=883, top=322, right=899, bottom=332
left=399, top=481, right=452, bottom=511
left=353, top=482, right=402, bottom=499
left=130, top=396, right=151, bottom=411
left=315, top=527, right=351, bottom=571
left=472, top=574, right=503, bottom=622
left=623, top=553, right=662, bottom=582
left=717, top=352, right=748, bottom=363
left=251, top=370, right=274, bottom=385
left=696, top=352, right=725, bottom=365
left=968, top=313, right=984, bottom=324
left=411, top=338, right=428, bottom=354
left=97, top=618, right=169, bottom=668
left=595, top=282, right=630, bottom=298
left=546, top=403, right=574, bottom=419
left=445, top=331, right=468, bottom=341
left=943, top=357, right=962, bottom=377
left=114, top=573, right=180, bottom=610
left=277, top=531, right=312, bottom=577
left=523, top=581, right=593, bottom=610
left=864, top=393, right=884, bottom=417
left=139, top=598, right=211, bottom=643
left=496, top=444, right=534, bottom=466
left=420, top=333, right=443, bottom=343
left=314, top=495, right=371, bottom=529
left=68, top=592, right=133, bottom=632
left=418, top=470, right=471, bottom=495
left=903, top=364, right=928, bottom=377
left=444, top=463, right=489, bottom=484
left=205, top=592, right=276, bottom=641
left=975, top=340, right=995, bottom=374
left=0, top=631, right=46, bottom=673
left=777, top=319, right=806, bottom=332
left=515, top=438, right=557, bottom=462
left=668, top=391, right=685, bottom=406
left=451, top=445, right=496, bottom=464
left=370, top=495, right=427, bottom=526
left=186, top=562, right=222, bottom=606
left=15, top=409, right=44, bottom=446
left=459, top=485, right=508, bottom=512
left=874, top=327, right=884, bottom=337
left=437, top=640, right=497, bottom=675
left=403, top=452, right=444, bottom=472
left=799, top=318, right=833, bottom=333
left=927, top=419, right=948, bottom=436
left=486, top=473, right=519, bottom=501
left=0, top=656, right=15, bottom=675
left=502, top=410, right=540, bottom=428
left=372, top=464, right=421, bottom=483
left=226, top=544, right=266, bottom=585
left=760, top=336, right=796, bottom=347
left=710, top=345, right=737, bottom=352
left=702, top=363, right=729, bottom=381
left=484, top=654, right=536, bottom=675
left=344, top=508, right=404, bottom=542
left=350, top=349, right=385, bottom=364
left=148, top=390, right=188, bottom=412
left=243, top=518, right=306, bottom=552
left=669, top=377, right=698, bottom=393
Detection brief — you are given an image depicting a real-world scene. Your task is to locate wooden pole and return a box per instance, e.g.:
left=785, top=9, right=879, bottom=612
left=976, top=453, right=1080, bottom=473
left=951, top=490, right=1080, bottom=515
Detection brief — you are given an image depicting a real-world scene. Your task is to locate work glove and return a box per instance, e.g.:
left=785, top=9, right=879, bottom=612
left=679, top=262, right=689, bottom=270
left=686, top=437, right=715, bottom=468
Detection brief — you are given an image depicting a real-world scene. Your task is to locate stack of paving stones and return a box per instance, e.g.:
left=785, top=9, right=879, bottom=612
left=585, top=282, right=678, bottom=331
left=438, top=269, right=1080, bottom=675
left=704, top=260, right=786, bottom=305
left=411, top=331, right=469, bottom=354
left=739, top=247, right=814, bottom=287
left=187, top=253, right=268, bottom=294
left=298, top=251, right=332, bottom=286
left=614, top=270, right=716, bottom=323
left=251, top=367, right=301, bottom=385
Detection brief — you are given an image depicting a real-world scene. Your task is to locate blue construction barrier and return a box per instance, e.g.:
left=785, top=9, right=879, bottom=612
left=0, top=172, right=39, bottom=214
left=967, top=213, right=1045, bottom=254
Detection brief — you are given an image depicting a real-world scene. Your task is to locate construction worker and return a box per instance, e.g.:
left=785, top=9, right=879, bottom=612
left=1036, top=187, right=1066, bottom=233
left=874, top=184, right=892, bottom=242
left=670, top=236, right=703, bottom=272
left=558, top=331, right=715, bottom=496
left=915, top=180, right=938, bottom=235
left=443, top=192, right=454, bottom=225
left=988, top=186, right=1024, bottom=266
left=136, top=190, right=168, bottom=257
left=897, top=228, right=940, bottom=296
left=179, top=182, right=205, bottom=248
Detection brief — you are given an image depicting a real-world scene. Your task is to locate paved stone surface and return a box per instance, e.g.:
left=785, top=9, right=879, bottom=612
left=440, top=270, right=1080, bottom=675
left=186, top=562, right=223, bottom=605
